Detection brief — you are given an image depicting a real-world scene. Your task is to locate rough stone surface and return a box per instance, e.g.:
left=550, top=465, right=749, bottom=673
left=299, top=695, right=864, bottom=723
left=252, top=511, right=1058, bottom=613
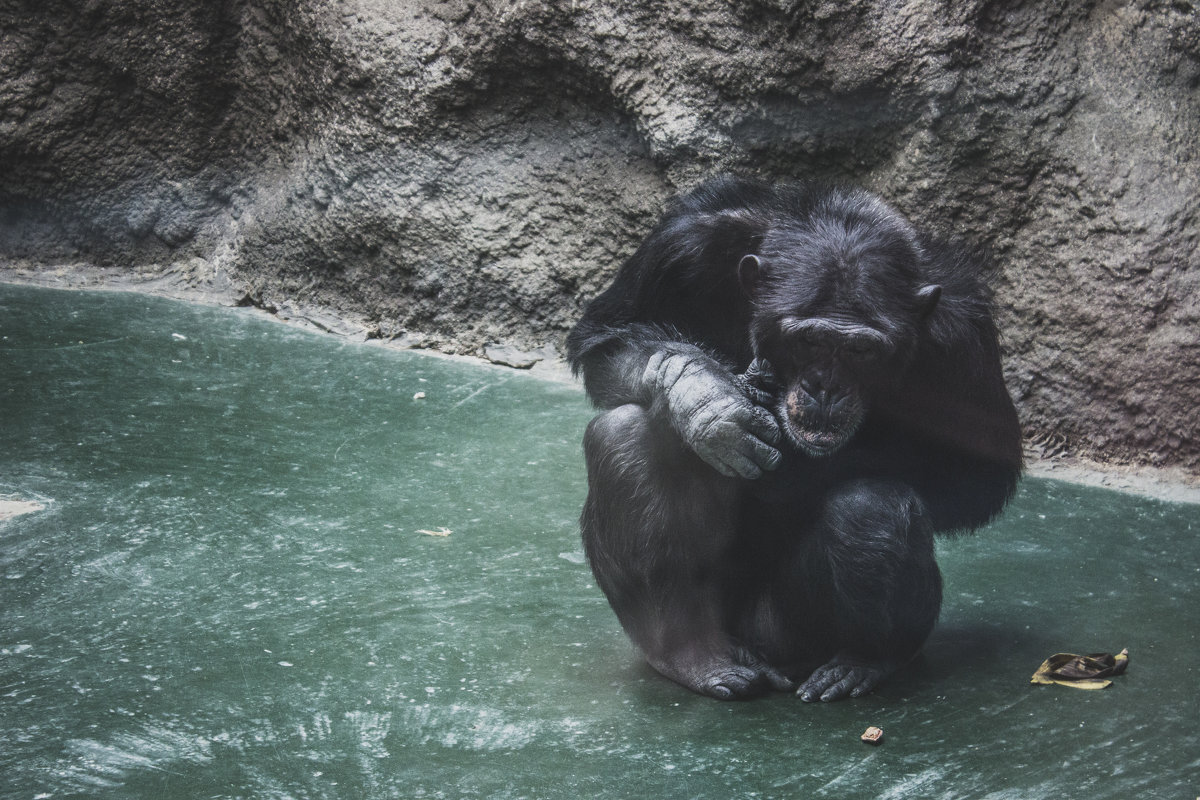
left=1, top=0, right=1196, bottom=473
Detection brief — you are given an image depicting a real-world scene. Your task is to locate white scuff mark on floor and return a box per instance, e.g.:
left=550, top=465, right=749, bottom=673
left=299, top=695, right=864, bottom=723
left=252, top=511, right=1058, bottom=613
left=0, top=499, right=45, bottom=521
left=450, top=375, right=513, bottom=409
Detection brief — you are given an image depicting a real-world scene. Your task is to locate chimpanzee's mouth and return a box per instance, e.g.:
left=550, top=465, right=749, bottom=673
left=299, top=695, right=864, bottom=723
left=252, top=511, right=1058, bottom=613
left=779, top=409, right=860, bottom=458
left=791, top=427, right=845, bottom=457
left=805, top=430, right=842, bottom=450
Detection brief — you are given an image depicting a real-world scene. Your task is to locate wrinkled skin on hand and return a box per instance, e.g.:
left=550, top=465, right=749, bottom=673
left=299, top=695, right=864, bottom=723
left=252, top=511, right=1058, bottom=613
left=735, top=357, right=783, bottom=407
left=642, top=351, right=782, bottom=480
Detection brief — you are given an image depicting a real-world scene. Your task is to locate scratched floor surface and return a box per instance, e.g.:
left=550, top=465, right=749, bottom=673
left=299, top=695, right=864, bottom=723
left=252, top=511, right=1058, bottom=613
left=1, top=283, right=1197, bottom=799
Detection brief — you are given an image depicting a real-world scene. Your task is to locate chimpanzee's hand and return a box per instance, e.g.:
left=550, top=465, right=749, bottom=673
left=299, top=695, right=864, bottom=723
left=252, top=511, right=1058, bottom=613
left=643, top=351, right=782, bottom=479
left=735, top=358, right=783, bottom=407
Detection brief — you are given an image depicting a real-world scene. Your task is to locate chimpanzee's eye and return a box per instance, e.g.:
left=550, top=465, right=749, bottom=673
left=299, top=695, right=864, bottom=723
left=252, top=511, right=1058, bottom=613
left=798, top=332, right=831, bottom=357
left=845, top=341, right=881, bottom=363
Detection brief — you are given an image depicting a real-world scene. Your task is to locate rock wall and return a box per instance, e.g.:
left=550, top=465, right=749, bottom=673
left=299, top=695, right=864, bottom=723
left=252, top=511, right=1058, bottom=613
left=1, top=0, right=1197, bottom=472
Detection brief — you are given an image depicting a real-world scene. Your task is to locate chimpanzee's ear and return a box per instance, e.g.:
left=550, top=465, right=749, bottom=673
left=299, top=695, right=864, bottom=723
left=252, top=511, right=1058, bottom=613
left=916, top=284, right=942, bottom=319
left=738, top=254, right=761, bottom=297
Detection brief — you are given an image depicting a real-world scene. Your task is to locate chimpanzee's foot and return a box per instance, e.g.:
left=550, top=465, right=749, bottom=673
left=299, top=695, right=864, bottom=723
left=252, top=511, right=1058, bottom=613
left=796, top=653, right=896, bottom=702
left=649, top=643, right=795, bottom=700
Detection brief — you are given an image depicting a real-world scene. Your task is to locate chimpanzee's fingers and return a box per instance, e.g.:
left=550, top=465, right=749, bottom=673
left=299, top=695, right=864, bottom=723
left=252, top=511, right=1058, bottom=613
left=693, top=436, right=758, bottom=480
left=797, top=663, right=850, bottom=702
left=755, top=661, right=796, bottom=692
left=719, top=427, right=780, bottom=478
left=736, top=378, right=774, bottom=406
left=744, top=435, right=781, bottom=473
left=819, top=671, right=863, bottom=702
left=717, top=449, right=764, bottom=481
left=747, top=406, right=782, bottom=445
left=797, top=656, right=891, bottom=702
left=849, top=669, right=885, bottom=698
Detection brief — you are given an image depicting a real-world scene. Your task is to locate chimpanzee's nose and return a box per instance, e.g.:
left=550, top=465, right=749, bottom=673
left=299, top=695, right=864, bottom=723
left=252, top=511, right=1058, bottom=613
left=800, top=378, right=830, bottom=408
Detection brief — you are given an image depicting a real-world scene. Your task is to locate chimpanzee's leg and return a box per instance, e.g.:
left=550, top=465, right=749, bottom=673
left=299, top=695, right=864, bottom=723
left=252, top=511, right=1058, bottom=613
left=794, top=478, right=943, bottom=702
left=581, top=403, right=792, bottom=699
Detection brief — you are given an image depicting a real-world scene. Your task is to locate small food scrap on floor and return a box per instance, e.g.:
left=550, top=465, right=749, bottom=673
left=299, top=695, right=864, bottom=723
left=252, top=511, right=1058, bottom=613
left=417, top=527, right=452, bottom=537
left=861, top=726, right=884, bottom=745
left=1030, top=648, right=1129, bottom=689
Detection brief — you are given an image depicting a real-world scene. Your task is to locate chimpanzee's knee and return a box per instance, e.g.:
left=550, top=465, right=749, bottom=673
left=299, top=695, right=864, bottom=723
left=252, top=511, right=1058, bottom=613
left=582, top=404, right=652, bottom=475
left=818, top=479, right=942, bottom=657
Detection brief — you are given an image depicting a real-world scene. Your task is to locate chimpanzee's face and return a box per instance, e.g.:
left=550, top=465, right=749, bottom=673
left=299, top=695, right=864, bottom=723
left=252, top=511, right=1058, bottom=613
left=740, top=216, right=939, bottom=458
left=753, top=311, right=897, bottom=457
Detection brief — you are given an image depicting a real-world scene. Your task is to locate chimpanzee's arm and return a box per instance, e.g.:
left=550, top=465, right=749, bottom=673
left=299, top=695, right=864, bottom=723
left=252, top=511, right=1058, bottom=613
left=848, top=295, right=1022, bottom=532
left=566, top=177, right=773, bottom=399
left=566, top=320, right=686, bottom=409
left=565, top=176, right=781, bottom=479
left=569, top=320, right=781, bottom=480
left=904, top=359, right=1022, bottom=532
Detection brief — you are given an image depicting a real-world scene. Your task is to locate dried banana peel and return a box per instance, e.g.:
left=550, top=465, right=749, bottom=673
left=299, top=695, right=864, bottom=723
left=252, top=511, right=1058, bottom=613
left=1031, top=648, right=1129, bottom=689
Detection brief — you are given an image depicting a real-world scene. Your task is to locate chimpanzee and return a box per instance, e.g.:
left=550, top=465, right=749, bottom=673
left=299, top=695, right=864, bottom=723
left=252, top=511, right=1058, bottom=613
left=566, top=175, right=1022, bottom=702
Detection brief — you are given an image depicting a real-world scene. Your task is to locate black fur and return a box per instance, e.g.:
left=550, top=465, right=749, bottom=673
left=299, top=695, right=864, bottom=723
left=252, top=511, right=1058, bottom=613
left=567, top=175, right=1022, bottom=701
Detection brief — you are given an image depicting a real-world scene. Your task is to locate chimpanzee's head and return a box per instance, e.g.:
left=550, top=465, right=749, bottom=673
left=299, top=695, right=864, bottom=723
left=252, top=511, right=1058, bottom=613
left=740, top=189, right=941, bottom=457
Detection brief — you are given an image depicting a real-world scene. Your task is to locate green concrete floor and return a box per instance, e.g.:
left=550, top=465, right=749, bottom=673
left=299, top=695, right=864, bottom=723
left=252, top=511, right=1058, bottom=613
left=1, top=283, right=1197, bottom=799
